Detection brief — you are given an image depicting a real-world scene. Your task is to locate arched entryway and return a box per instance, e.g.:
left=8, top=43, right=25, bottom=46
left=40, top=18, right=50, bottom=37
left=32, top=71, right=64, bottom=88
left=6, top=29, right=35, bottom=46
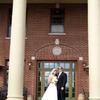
left=33, top=43, right=81, bottom=100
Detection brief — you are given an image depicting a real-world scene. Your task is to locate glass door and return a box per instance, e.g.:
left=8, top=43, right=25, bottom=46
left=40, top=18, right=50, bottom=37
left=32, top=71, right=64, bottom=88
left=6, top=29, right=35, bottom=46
left=37, top=61, right=76, bottom=100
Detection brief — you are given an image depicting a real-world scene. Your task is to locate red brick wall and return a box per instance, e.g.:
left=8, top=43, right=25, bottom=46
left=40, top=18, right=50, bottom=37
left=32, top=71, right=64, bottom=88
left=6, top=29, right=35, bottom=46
left=0, top=4, right=88, bottom=100
left=0, top=5, right=10, bottom=65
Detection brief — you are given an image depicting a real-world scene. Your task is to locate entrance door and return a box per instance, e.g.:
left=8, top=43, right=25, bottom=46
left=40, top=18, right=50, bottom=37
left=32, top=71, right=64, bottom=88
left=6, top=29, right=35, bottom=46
left=37, top=61, right=76, bottom=100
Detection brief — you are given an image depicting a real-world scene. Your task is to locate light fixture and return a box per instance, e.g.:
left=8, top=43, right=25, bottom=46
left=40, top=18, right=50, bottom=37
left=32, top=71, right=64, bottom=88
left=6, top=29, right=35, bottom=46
left=52, top=39, right=62, bottom=56
left=56, top=3, right=60, bottom=9
left=31, top=56, right=35, bottom=60
left=79, top=57, right=84, bottom=61
left=82, top=62, right=89, bottom=73
left=55, top=39, right=60, bottom=45
left=28, top=56, right=35, bottom=70
left=28, top=62, right=33, bottom=70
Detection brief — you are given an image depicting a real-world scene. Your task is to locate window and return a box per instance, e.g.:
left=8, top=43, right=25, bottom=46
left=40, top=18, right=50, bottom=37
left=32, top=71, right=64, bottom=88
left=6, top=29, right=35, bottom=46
left=7, top=8, right=12, bottom=37
left=50, top=8, right=65, bottom=33
left=6, top=8, right=27, bottom=39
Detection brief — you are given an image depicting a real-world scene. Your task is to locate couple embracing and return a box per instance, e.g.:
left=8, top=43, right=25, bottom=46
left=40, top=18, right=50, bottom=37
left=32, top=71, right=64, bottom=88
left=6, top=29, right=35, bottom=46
left=42, top=67, right=67, bottom=100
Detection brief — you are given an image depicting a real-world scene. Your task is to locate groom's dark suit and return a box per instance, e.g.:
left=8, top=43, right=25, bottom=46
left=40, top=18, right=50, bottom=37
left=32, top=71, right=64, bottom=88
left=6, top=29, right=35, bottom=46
left=57, top=72, right=67, bottom=100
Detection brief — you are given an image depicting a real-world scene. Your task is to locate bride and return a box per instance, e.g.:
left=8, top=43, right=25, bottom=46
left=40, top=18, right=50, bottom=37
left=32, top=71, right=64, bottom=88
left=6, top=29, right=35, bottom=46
left=42, top=68, right=58, bottom=100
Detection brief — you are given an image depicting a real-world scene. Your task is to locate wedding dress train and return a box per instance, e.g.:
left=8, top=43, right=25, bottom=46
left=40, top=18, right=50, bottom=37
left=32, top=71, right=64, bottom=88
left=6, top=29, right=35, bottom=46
left=42, top=75, right=58, bottom=100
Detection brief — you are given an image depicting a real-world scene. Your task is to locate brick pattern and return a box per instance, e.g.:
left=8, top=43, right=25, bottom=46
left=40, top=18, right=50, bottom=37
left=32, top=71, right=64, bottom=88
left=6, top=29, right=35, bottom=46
left=35, top=44, right=80, bottom=60
left=0, top=4, right=88, bottom=100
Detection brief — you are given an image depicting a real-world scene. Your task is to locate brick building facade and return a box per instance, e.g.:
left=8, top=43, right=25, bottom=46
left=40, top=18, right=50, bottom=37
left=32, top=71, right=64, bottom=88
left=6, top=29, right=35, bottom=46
left=0, top=4, right=88, bottom=100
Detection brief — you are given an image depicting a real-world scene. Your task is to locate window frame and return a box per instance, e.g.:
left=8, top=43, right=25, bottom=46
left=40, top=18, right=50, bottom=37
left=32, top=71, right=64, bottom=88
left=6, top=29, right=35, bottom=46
left=6, top=8, right=12, bottom=38
left=50, top=8, right=65, bottom=34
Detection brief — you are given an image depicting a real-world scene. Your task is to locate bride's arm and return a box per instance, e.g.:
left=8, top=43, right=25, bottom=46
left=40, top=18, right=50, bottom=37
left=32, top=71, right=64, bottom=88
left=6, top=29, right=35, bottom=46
left=48, top=75, right=52, bottom=84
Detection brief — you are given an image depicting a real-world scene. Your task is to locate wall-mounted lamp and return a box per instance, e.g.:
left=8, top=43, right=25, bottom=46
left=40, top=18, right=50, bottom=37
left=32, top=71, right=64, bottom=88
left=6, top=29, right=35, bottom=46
left=56, top=3, right=60, bottom=8
left=55, top=39, right=60, bottom=45
left=52, top=39, right=62, bottom=56
left=82, top=62, right=89, bottom=73
left=31, top=56, right=35, bottom=60
left=28, top=56, right=35, bottom=70
left=79, top=57, right=84, bottom=61
left=28, top=62, right=33, bottom=70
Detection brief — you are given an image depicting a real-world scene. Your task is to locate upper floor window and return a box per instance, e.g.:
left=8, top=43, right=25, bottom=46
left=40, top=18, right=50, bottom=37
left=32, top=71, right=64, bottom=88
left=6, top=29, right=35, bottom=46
left=50, top=8, right=65, bottom=33
left=6, top=8, right=27, bottom=38
left=7, top=8, right=12, bottom=37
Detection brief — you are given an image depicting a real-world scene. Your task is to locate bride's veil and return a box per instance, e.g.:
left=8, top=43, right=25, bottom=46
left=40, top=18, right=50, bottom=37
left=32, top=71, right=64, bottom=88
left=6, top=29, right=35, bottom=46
left=48, top=68, right=56, bottom=84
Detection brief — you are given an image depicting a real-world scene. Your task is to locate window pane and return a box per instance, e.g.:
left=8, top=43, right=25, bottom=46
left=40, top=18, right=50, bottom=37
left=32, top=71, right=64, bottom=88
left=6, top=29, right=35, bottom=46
left=51, top=8, right=64, bottom=33
left=59, top=63, right=65, bottom=68
left=65, top=72, right=69, bottom=88
left=45, top=71, right=50, bottom=86
left=72, top=72, right=75, bottom=88
left=45, top=71, right=50, bottom=77
left=72, top=63, right=75, bottom=69
left=7, top=25, right=11, bottom=37
left=44, top=63, right=49, bottom=68
left=65, top=63, right=70, bottom=69
left=49, top=63, right=54, bottom=68
left=7, top=8, right=12, bottom=37
left=51, top=17, right=64, bottom=25
left=51, top=25, right=64, bottom=33
left=55, top=63, right=59, bottom=67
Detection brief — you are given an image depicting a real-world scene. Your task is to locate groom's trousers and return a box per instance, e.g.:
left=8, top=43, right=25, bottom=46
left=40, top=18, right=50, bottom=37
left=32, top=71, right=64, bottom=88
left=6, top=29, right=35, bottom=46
left=58, top=89, right=65, bottom=100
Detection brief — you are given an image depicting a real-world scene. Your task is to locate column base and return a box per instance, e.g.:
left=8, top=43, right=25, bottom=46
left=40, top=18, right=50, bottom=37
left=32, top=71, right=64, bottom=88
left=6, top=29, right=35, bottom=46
left=89, top=97, right=100, bottom=100
left=6, top=97, right=24, bottom=100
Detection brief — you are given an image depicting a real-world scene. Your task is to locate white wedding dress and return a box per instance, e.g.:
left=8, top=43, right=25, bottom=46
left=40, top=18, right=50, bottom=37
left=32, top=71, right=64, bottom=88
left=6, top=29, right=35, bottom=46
left=42, top=75, right=58, bottom=100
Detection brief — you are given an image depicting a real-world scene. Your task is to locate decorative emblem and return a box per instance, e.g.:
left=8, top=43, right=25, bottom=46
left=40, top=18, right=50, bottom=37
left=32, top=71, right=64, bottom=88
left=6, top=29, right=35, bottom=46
left=52, top=39, right=62, bottom=55
left=52, top=46, right=62, bottom=56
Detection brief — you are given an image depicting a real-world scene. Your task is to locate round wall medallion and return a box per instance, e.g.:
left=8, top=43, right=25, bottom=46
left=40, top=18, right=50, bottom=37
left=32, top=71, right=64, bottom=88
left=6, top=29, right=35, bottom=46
left=52, top=46, right=62, bottom=56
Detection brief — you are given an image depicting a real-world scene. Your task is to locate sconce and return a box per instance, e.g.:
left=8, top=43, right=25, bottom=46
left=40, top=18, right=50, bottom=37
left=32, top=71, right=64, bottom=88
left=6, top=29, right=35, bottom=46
left=52, top=39, right=62, bottom=56
left=82, top=62, right=89, bottom=73
left=56, top=3, right=60, bottom=8
left=28, top=62, right=33, bottom=70
left=28, top=56, right=35, bottom=70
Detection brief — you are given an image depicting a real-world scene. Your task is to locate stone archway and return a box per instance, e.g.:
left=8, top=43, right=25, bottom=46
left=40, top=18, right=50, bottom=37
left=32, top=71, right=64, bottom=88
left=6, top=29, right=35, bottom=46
left=34, top=43, right=81, bottom=60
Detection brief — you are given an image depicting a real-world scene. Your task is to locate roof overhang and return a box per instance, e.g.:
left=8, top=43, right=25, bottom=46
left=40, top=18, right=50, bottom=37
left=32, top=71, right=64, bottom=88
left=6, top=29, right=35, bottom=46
left=0, top=0, right=87, bottom=4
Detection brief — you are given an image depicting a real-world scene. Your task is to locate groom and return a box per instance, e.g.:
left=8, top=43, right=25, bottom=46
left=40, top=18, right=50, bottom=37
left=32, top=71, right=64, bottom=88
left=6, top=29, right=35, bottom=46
left=57, top=67, right=67, bottom=100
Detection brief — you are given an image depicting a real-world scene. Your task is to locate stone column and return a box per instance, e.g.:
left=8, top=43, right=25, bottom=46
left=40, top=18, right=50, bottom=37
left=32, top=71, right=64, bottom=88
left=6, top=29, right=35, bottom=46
left=88, top=0, right=100, bottom=100
left=7, top=0, right=26, bottom=100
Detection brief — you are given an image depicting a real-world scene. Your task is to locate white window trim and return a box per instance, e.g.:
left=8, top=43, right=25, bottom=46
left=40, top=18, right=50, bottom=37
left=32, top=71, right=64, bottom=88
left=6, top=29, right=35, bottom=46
left=5, top=37, right=28, bottom=39
left=48, top=32, right=66, bottom=35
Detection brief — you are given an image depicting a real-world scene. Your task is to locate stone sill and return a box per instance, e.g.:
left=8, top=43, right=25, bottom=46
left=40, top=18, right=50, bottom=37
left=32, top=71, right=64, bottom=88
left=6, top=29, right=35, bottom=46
left=48, top=33, right=66, bottom=35
left=5, top=37, right=28, bottom=39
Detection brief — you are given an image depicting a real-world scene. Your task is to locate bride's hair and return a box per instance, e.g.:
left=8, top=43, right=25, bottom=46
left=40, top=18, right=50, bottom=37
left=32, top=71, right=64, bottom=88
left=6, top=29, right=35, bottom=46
left=48, top=68, right=57, bottom=84
left=50, top=68, right=57, bottom=75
